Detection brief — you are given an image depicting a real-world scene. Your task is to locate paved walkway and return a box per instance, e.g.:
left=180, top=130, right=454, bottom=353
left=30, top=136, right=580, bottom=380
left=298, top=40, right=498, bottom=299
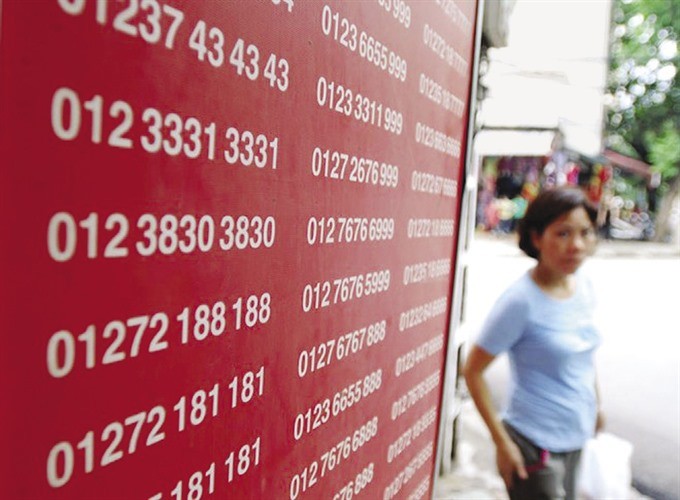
left=470, top=231, right=680, bottom=260
left=434, top=400, right=507, bottom=499
left=433, top=232, right=678, bottom=499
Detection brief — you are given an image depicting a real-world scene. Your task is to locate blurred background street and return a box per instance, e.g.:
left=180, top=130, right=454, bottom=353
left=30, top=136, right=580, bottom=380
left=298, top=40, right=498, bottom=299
left=434, top=0, right=679, bottom=495
left=436, top=233, right=680, bottom=500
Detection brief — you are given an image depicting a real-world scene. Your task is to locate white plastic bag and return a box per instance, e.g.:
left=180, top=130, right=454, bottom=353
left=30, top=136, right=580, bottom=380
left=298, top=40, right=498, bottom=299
left=578, top=432, right=634, bottom=500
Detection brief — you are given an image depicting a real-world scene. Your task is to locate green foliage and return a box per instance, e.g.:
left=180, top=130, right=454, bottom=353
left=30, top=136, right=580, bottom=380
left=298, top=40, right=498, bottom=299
left=607, top=0, right=679, bottom=187
left=646, top=120, right=680, bottom=182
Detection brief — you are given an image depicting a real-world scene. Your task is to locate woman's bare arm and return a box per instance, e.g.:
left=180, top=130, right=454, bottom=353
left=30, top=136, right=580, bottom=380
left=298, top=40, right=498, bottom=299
left=463, top=344, right=528, bottom=488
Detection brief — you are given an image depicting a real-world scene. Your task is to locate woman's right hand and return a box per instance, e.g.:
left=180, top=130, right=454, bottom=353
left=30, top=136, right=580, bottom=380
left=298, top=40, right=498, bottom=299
left=463, top=346, right=529, bottom=489
left=496, top=438, right=528, bottom=489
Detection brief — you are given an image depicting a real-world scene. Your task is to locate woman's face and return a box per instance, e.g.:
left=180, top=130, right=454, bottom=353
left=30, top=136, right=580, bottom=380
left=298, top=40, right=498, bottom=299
left=531, top=206, right=596, bottom=276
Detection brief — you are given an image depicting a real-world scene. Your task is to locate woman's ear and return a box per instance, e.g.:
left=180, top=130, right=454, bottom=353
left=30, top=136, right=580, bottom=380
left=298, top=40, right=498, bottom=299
left=530, top=229, right=542, bottom=255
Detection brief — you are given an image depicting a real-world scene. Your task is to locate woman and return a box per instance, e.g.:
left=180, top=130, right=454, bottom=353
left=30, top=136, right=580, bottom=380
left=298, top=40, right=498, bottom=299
left=464, top=186, right=605, bottom=500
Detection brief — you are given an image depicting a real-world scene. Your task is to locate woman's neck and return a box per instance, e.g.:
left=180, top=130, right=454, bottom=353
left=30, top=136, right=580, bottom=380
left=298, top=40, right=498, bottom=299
left=531, top=264, right=576, bottom=299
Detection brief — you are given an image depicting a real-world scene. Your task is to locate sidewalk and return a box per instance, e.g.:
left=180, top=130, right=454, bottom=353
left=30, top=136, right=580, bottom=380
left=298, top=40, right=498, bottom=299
left=470, top=230, right=680, bottom=260
left=434, top=400, right=507, bottom=499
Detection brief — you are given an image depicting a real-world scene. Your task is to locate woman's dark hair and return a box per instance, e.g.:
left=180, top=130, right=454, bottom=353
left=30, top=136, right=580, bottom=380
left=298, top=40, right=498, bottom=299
left=517, top=186, right=597, bottom=259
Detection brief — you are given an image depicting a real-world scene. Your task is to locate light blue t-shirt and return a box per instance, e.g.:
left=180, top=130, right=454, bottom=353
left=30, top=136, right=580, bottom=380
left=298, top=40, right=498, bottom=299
left=476, top=270, right=600, bottom=452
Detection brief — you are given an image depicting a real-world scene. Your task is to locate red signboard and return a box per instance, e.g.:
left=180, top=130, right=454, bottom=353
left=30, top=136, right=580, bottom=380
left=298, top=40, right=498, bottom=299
left=0, top=0, right=478, bottom=497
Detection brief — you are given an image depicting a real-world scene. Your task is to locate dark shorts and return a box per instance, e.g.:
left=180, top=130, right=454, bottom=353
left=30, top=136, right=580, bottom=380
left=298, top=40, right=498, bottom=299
left=504, top=423, right=582, bottom=500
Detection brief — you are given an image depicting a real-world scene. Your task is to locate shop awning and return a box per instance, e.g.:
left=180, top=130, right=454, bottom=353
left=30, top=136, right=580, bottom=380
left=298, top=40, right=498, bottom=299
left=603, top=149, right=652, bottom=179
left=473, top=129, right=557, bottom=157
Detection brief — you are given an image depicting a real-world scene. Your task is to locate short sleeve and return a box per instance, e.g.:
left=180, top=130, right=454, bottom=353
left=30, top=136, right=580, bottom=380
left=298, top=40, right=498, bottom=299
left=475, top=283, right=530, bottom=356
left=581, top=271, right=597, bottom=307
